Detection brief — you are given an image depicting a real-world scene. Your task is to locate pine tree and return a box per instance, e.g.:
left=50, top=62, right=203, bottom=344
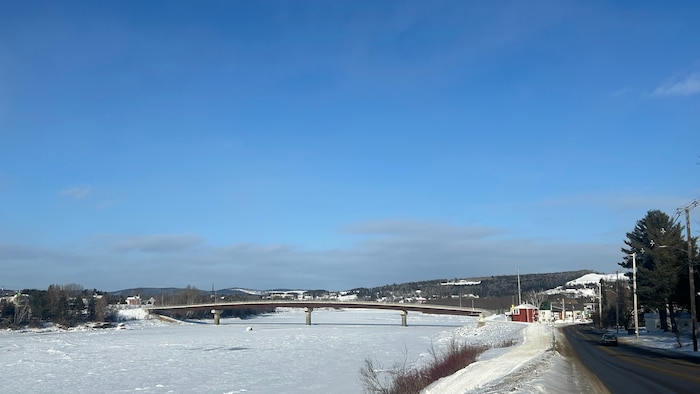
left=620, top=210, right=686, bottom=332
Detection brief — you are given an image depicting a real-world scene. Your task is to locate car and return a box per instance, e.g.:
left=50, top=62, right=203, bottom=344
left=601, top=332, right=618, bottom=346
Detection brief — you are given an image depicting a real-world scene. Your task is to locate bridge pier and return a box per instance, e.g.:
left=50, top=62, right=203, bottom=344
left=304, top=307, right=313, bottom=325
left=400, top=310, right=407, bottom=327
left=211, top=309, right=223, bottom=325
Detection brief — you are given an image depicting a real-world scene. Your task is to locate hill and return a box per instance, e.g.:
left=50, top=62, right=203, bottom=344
left=349, top=269, right=595, bottom=300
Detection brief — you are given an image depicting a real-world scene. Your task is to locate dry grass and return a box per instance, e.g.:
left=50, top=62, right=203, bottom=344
left=360, top=338, right=515, bottom=394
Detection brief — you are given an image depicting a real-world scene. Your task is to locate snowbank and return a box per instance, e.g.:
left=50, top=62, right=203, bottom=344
left=115, top=307, right=152, bottom=321
left=424, top=322, right=554, bottom=394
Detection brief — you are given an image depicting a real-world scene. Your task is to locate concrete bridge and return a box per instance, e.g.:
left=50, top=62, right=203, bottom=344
left=144, top=300, right=489, bottom=326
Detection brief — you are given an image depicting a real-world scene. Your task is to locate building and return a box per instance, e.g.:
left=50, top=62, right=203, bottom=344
left=510, top=303, right=539, bottom=323
left=125, top=295, right=141, bottom=306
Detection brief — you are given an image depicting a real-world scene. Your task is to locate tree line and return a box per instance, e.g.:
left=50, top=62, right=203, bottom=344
left=0, top=284, right=270, bottom=329
left=0, top=284, right=112, bottom=328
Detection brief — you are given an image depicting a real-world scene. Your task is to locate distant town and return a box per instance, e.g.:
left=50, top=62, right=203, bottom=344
left=1, top=269, right=654, bottom=330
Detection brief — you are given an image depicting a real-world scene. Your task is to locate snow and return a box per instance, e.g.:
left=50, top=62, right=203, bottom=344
left=545, top=272, right=628, bottom=297
left=425, top=323, right=553, bottom=393
left=565, top=273, right=627, bottom=286
left=441, top=280, right=482, bottom=286
left=616, top=327, right=700, bottom=355
left=115, top=307, right=152, bottom=321
left=1, top=308, right=697, bottom=393
left=230, top=288, right=267, bottom=296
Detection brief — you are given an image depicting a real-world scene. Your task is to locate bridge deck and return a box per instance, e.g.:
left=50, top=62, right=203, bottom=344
left=145, top=300, right=486, bottom=317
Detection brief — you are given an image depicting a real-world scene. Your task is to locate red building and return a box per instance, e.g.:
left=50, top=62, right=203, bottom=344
left=510, top=303, right=539, bottom=323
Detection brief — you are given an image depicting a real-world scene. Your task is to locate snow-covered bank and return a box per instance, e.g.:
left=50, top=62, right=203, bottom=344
left=424, top=323, right=555, bottom=393
left=437, top=322, right=700, bottom=394
left=617, top=328, right=700, bottom=357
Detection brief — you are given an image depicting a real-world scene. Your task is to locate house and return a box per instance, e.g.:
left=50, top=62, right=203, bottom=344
left=547, top=299, right=586, bottom=322
left=125, top=295, right=141, bottom=306
left=511, top=303, right=539, bottom=323
left=538, top=308, right=556, bottom=323
left=267, top=290, right=307, bottom=300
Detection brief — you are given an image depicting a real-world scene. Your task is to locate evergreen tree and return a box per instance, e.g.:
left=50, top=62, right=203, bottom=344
left=87, top=296, right=97, bottom=321
left=620, top=210, right=686, bottom=331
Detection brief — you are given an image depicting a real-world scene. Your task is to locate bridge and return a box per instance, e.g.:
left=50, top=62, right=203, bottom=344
left=144, top=300, right=489, bottom=326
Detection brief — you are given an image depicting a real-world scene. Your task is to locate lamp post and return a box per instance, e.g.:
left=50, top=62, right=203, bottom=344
left=631, top=252, right=639, bottom=340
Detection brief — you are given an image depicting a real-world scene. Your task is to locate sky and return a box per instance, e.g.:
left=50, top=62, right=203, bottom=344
left=1, top=1, right=700, bottom=292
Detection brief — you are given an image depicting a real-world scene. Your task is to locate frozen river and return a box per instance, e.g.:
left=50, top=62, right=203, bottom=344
left=1, top=308, right=490, bottom=393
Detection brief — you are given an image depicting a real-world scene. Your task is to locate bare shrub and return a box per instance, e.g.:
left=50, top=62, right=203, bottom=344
left=359, top=358, right=389, bottom=394
left=360, top=337, right=513, bottom=394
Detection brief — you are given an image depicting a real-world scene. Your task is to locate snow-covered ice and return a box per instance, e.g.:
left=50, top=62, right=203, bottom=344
left=0, top=308, right=510, bottom=393
left=2, top=308, right=696, bottom=393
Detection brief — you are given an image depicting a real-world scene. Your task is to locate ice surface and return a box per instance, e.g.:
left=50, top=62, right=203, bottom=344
left=0, top=309, right=484, bottom=393
left=4, top=308, right=694, bottom=393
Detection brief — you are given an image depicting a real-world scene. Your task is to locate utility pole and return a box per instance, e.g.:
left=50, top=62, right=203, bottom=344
left=598, top=281, right=603, bottom=329
left=517, top=268, right=522, bottom=305
left=681, top=200, right=699, bottom=351
left=632, top=252, right=639, bottom=340
left=615, top=271, right=620, bottom=335
left=561, top=297, right=565, bottom=322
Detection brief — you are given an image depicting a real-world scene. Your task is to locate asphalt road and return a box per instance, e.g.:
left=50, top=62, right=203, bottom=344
left=562, top=325, right=700, bottom=394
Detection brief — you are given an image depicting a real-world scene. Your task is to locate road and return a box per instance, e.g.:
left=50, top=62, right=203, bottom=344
left=562, top=325, right=700, bottom=393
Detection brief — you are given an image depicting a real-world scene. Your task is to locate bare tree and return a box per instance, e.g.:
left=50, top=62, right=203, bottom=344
left=523, top=290, right=547, bottom=308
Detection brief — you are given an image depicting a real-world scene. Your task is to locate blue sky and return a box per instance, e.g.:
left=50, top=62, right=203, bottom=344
left=1, top=1, right=699, bottom=292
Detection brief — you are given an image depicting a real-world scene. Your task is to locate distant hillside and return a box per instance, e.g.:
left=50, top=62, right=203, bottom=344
left=351, top=269, right=595, bottom=300
left=109, top=288, right=183, bottom=298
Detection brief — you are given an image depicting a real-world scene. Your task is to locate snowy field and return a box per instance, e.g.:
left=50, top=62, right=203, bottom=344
left=0, top=308, right=534, bottom=394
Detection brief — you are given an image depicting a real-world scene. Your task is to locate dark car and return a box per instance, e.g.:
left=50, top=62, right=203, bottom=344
left=601, top=332, right=618, bottom=346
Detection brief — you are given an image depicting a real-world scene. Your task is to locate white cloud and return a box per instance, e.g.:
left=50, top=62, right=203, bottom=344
left=59, top=186, right=92, bottom=200
left=651, top=73, right=700, bottom=97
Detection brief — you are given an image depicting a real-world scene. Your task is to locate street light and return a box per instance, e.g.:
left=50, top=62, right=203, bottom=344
left=630, top=252, right=639, bottom=340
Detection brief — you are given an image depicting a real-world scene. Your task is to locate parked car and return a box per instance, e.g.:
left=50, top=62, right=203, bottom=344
left=601, top=332, right=618, bottom=346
